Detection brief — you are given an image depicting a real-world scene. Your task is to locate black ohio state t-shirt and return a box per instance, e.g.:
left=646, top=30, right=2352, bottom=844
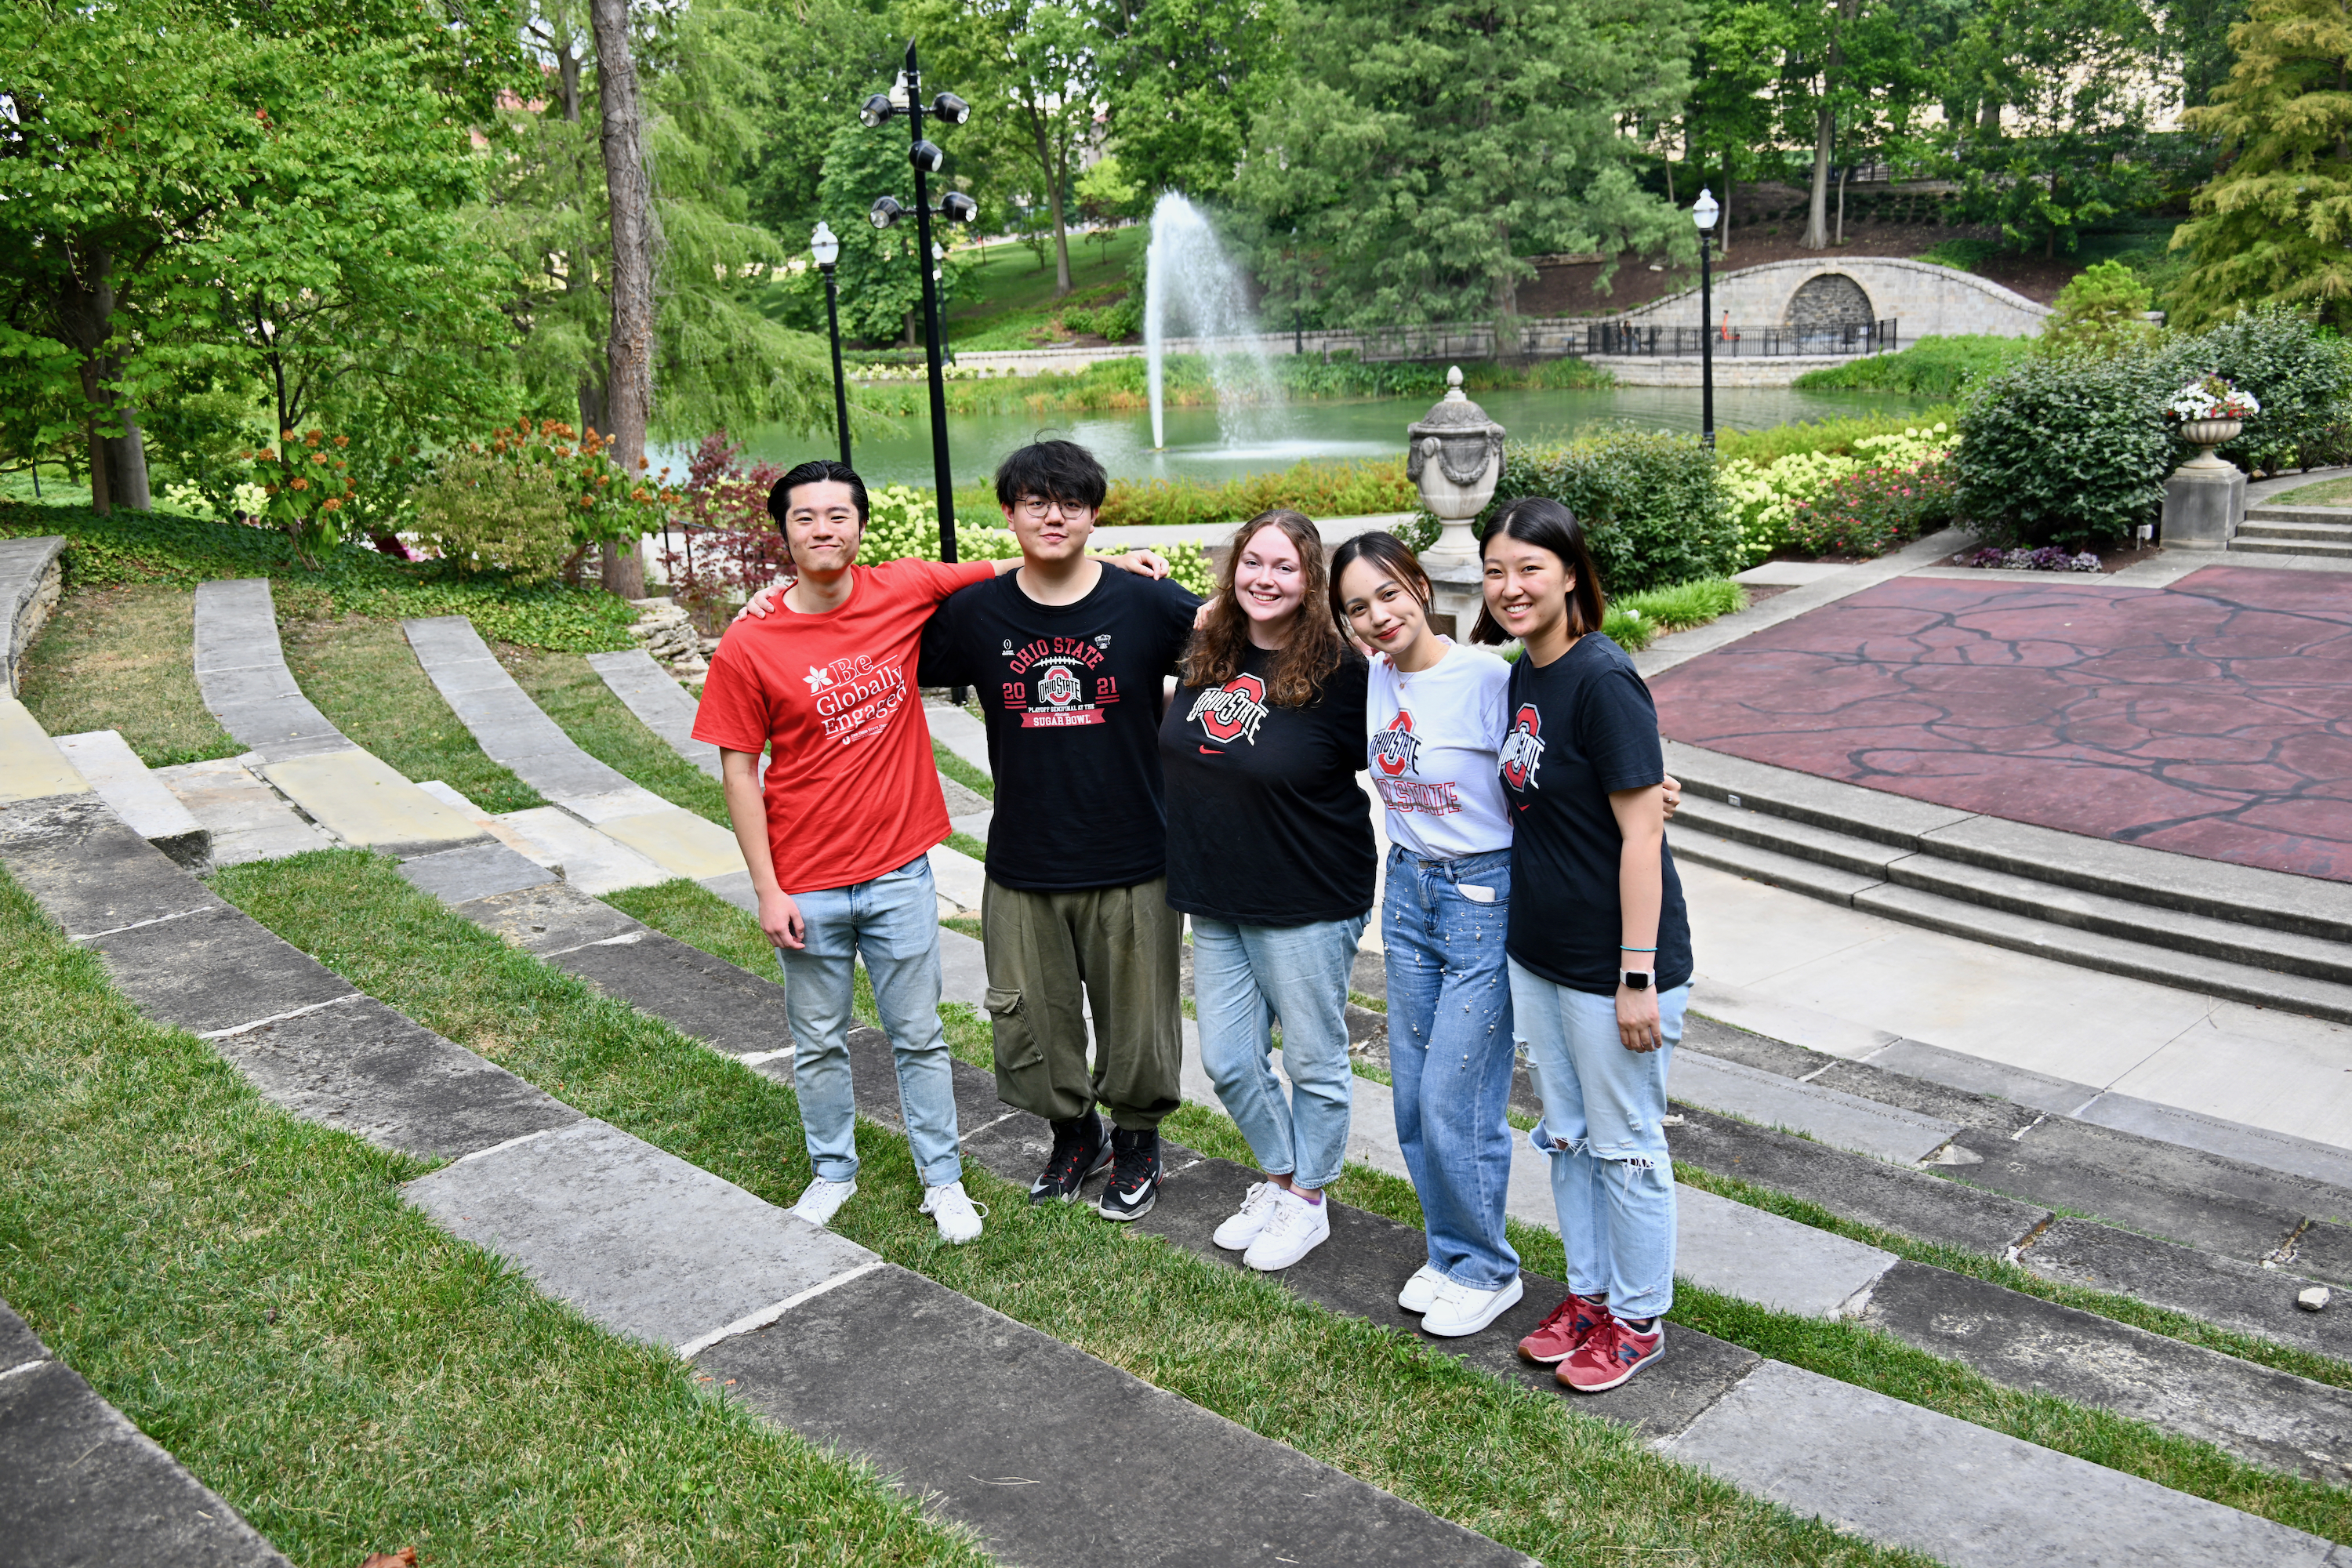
left=1498, top=633, right=1693, bottom=996
left=1160, top=647, right=1377, bottom=927
left=919, top=567, right=1202, bottom=891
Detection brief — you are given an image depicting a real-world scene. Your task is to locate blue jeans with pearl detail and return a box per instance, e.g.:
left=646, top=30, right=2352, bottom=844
left=1385, top=844, right=1521, bottom=1291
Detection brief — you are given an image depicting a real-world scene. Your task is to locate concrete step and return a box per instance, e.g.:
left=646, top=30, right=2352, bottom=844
left=53, top=731, right=212, bottom=873
left=1672, top=794, right=1900, bottom=880
left=2230, top=535, right=2352, bottom=559
left=1669, top=822, right=1888, bottom=907
left=2234, top=518, right=2352, bottom=541
left=2241, top=503, right=2352, bottom=524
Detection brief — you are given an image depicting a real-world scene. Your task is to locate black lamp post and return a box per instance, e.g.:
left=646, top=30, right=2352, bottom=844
left=862, top=42, right=975, bottom=565
left=1693, top=187, right=1719, bottom=449
left=811, top=221, right=851, bottom=467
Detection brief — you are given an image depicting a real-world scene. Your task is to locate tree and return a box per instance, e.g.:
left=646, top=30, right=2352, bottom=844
left=590, top=0, right=655, bottom=596
left=2169, top=0, right=2352, bottom=330
left=737, top=0, right=904, bottom=244
left=792, top=122, right=971, bottom=343
left=1678, top=0, right=1784, bottom=253
left=2038, top=258, right=2158, bottom=354
left=1778, top=0, right=1929, bottom=249
left=1102, top=0, right=1291, bottom=200
left=919, top=0, right=1110, bottom=297
left=1232, top=0, right=1693, bottom=328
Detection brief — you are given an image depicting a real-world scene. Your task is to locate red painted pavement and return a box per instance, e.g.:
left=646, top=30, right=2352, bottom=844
left=1650, top=564, right=2352, bottom=881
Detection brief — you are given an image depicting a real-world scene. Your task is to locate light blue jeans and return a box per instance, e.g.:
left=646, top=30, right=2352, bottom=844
left=1508, top=960, right=1689, bottom=1321
left=775, top=854, right=964, bottom=1189
left=1385, top=846, right=1519, bottom=1290
left=1193, top=912, right=1369, bottom=1192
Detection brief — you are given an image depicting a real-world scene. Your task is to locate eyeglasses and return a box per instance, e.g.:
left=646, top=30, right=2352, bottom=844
left=1015, top=496, right=1088, bottom=520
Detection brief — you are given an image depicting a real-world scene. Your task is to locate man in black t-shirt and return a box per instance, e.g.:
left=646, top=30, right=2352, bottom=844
left=920, top=441, right=1202, bottom=1221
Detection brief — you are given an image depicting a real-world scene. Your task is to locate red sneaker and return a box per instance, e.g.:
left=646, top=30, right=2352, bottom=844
left=1516, top=1293, right=1609, bottom=1367
left=1558, top=1315, right=1664, bottom=1393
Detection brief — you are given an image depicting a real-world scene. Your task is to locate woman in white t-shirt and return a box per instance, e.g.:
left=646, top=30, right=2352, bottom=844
left=1332, top=532, right=1525, bottom=1339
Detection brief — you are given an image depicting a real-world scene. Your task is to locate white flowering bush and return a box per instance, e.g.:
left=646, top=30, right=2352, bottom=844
left=857, top=484, right=1020, bottom=564
left=1719, top=424, right=1954, bottom=565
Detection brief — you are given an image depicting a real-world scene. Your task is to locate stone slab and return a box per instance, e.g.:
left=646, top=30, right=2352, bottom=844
left=1669, top=1109, right=2049, bottom=1257
left=585, top=650, right=722, bottom=778
left=1731, top=559, right=1854, bottom=586
left=536, top=781, right=672, bottom=822
left=1, top=534, right=64, bottom=695
left=926, top=840, right=986, bottom=913
left=214, top=996, right=581, bottom=1160
left=537, top=925, right=797, bottom=1059
left=1669, top=1048, right=1961, bottom=1164
left=0, top=695, right=87, bottom=805
left=938, top=925, right=989, bottom=1009
left=699, top=1263, right=1537, bottom=1568
left=1674, top=1181, right=1896, bottom=1318
left=1864, top=1259, right=2352, bottom=1485
left=258, top=749, right=485, bottom=856
left=394, top=839, right=559, bottom=905
left=53, top=730, right=211, bottom=871
left=0, top=1298, right=47, bottom=1371
left=591, top=805, right=743, bottom=880
left=1948, top=1116, right=2310, bottom=1265
left=405, top=615, right=647, bottom=804
left=459, top=880, right=644, bottom=954
left=189, top=579, right=282, bottom=673
left=938, top=771, right=989, bottom=818
left=403, top=1118, right=877, bottom=1351
left=2071, top=1091, right=2352, bottom=1201
left=2295, top=1220, right=2352, bottom=1288
left=698, top=869, right=757, bottom=913
left=923, top=701, right=992, bottom=778
left=1661, top=1357, right=2336, bottom=1568
left=411, top=782, right=579, bottom=871
left=190, top=580, right=353, bottom=761
left=949, top=807, right=993, bottom=844
left=2020, top=1218, right=2352, bottom=1363
left=154, top=757, right=336, bottom=866
left=485, top=804, right=671, bottom=894
left=1855, top=1038, right=2102, bottom=1120
left=0, top=795, right=225, bottom=938
left=83, top=906, right=355, bottom=1036
left=0, top=1356, right=291, bottom=1567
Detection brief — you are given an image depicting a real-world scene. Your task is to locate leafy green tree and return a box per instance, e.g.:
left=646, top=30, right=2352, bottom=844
left=1103, top=0, right=1292, bottom=201
left=737, top=0, right=906, bottom=241
left=1779, top=0, right=1932, bottom=249
left=1232, top=0, right=1693, bottom=328
left=1673, top=0, right=1783, bottom=253
left=790, top=122, right=971, bottom=344
left=2038, top=259, right=2158, bottom=354
left=2169, top=0, right=2352, bottom=330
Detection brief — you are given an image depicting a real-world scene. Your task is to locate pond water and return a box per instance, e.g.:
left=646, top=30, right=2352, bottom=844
left=692, top=384, right=1933, bottom=492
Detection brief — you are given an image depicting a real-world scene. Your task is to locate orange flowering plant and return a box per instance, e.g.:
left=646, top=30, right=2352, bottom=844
left=407, top=418, right=684, bottom=583
left=241, top=427, right=360, bottom=567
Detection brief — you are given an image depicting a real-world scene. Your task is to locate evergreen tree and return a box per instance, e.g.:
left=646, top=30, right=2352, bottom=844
left=2170, top=0, right=2352, bottom=329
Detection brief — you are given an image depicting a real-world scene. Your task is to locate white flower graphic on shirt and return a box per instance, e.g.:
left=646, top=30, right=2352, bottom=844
left=804, top=665, right=836, bottom=694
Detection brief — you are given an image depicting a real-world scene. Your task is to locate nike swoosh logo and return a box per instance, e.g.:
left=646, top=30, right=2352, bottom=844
left=1200, top=746, right=1225, bottom=755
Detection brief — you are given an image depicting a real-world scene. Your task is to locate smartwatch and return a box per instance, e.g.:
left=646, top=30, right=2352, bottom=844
left=1620, top=969, right=1654, bottom=991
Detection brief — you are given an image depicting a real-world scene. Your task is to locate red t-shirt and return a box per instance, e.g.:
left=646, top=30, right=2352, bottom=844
left=692, top=558, right=994, bottom=894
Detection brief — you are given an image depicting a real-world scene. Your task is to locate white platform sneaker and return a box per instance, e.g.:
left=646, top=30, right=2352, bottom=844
left=1243, top=1187, right=1330, bottom=1272
left=1397, top=1265, right=1446, bottom=1314
left=1213, top=1180, right=1286, bottom=1250
left=1421, top=1275, right=1524, bottom=1338
left=789, top=1177, right=857, bottom=1228
left=922, top=1180, right=987, bottom=1245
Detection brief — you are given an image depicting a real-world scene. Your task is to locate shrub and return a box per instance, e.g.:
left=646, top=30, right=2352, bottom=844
left=1710, top=405, right=1962, bottom=466
left=1486, top=430, right=1741, bottom=594
left=2039, top=261, right=2160, bottom=357
left=1787, top=459, right=1957, bottom=557
left=1097, top=458, right=1418, bottom=528
left=1953, top=348, right=2172, bottom=546
left=409, top=450, right=582, bottom=584
left=1791, top=337, right=2028, bottom=398
left=1719, top=423, right=1956, bottom=564
left=1599, top=578, right=1747, bottom=653
left=858, top=485, right=1021, bottom=565
left=2160, top=304, right=2352, bottom=474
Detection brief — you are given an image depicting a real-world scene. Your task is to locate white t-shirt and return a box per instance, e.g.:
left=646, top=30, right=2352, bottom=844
left=1367, top=639, right=1515, bottom=862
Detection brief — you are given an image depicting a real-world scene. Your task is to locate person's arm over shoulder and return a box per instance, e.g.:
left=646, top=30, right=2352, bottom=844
left=891, top=557, right=1003, bottom=604
left=690, top=637, right=772, bottom=753
left=914, top=589, right=973, bottom=689
left=1475, top=646, right=1514, bottom=747
left=1154, top=575, right=1205, bottom=673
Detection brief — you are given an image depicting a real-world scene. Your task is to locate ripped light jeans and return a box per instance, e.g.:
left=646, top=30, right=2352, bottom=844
left=1508, top=960, right=1689, bottom=1320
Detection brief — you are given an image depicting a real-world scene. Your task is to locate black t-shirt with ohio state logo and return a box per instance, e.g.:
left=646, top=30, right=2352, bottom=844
left=1498, top=633, right=1693, bottom=996
left=1159, top=645, right=1377, bottom=926
left=918, top=566, right=1202, bottom=891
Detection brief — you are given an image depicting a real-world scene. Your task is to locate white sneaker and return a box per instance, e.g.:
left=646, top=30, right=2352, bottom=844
left=921, top=1180, right=988, bottom=1245
left=1397, top=1265, right=1447, bottom=1314
left=1243, top=1188, right=1331, bottom=1272
left=1212, top=1181, right=1285, bottom=1251
left=790, top=1177, right=857, bottom=1228
left=1420, top=1275, right=1525, bottom=1338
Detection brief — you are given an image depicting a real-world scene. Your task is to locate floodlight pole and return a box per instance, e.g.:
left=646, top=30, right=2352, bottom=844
left=903, top=42, right=957, bottom=565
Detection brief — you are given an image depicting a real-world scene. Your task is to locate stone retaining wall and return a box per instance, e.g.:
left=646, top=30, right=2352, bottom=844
left=1, top=535, right=65, bottom=696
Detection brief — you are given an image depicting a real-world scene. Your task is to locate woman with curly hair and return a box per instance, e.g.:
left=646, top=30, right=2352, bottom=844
left=1160, top=509, right=1376, bottom=1273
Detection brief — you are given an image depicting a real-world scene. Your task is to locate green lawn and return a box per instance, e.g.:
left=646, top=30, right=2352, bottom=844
left=216, top=852, right=1933, bottom=1568
left=0, top=867, right=989, bottom=1568
left=281, top=614, right=546, bottom=814
left=500, top=644, right=731, bottom=825
left=2271, top=476, right=2352, bottom=506
left=946, top=225, right=1144, bottom=336
left=18, top=583, right=240, bottom=768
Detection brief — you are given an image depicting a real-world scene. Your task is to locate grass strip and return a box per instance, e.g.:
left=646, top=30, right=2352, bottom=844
left=932, top=738, right=993, bottom=801
left=1672, top=1161, right=2352, bottom=1392
left=0, top=868, right=988, bottom=1568
left=596, top=880, right=2352, bottom=1545
left=499, top=643, right=731, bottom=824
left=280, top=613, right=545, bottom=814
left=221, top=854, right=1930, bottom=1568
left=18, top=583, right=241, bottom=767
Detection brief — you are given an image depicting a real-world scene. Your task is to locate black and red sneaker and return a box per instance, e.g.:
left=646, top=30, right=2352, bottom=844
left=1029, top=1112, right=1109, bottom=1204
left=1095, top=1126, right=1161, bottom=1221
left=1559, top=1315, right=1664, bottom=1393
left=1517, top=1293, right=1608, bottom=1367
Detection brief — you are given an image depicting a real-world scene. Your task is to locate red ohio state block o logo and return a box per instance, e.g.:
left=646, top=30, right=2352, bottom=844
left=1196, top=673, right=1269, bottom=745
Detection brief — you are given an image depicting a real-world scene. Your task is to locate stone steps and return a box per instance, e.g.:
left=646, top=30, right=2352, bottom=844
left=2234, top=504, right=2352, bottom=557
left=1661, top=740, right=2352, bottom=1022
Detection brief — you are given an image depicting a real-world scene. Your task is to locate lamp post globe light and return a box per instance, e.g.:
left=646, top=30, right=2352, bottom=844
left=863, top=41, right=978, bottom=564
left=811, top=221, right=851, bottom=467
left=1692, top=187, right=1719, bottom=449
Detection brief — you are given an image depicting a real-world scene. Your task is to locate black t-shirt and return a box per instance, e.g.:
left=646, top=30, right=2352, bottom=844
left=919, top=567, right=1202, bottom=891
left=1498, top=634, right=1694, bottom=996
left=1159, top=646, right=1377, bottom=926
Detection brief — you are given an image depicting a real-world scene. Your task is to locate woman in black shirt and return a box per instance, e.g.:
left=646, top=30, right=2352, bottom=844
left=1479, top=497, right=1692, bottom=1395
left=1160, top=509, right=1376, bottom=1275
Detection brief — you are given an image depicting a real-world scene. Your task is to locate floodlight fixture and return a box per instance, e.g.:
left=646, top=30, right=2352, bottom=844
left=910, top=139, right=946, bottom=173
left=932, top=92, right=971, bottom=125
left=859, top=92, right=895, bottom=129
left=941, top=191, right=978, bottom=223
left=869, top=195, right=904, bottom=229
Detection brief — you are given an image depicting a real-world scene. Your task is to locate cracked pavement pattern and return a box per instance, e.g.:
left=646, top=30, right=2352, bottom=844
left=1650, top=564, right=2352, bottom=881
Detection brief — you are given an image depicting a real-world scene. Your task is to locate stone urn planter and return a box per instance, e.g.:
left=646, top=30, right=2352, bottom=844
left=2161, top=417, right=2247, bottom=552
left=2176, top=416, right=2244, bottom=456
left=1408, top=366, right=1506, bottom=634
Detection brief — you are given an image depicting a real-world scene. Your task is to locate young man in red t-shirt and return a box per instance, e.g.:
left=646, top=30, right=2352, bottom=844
left=693, top=459, right=1161, bottom=1243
